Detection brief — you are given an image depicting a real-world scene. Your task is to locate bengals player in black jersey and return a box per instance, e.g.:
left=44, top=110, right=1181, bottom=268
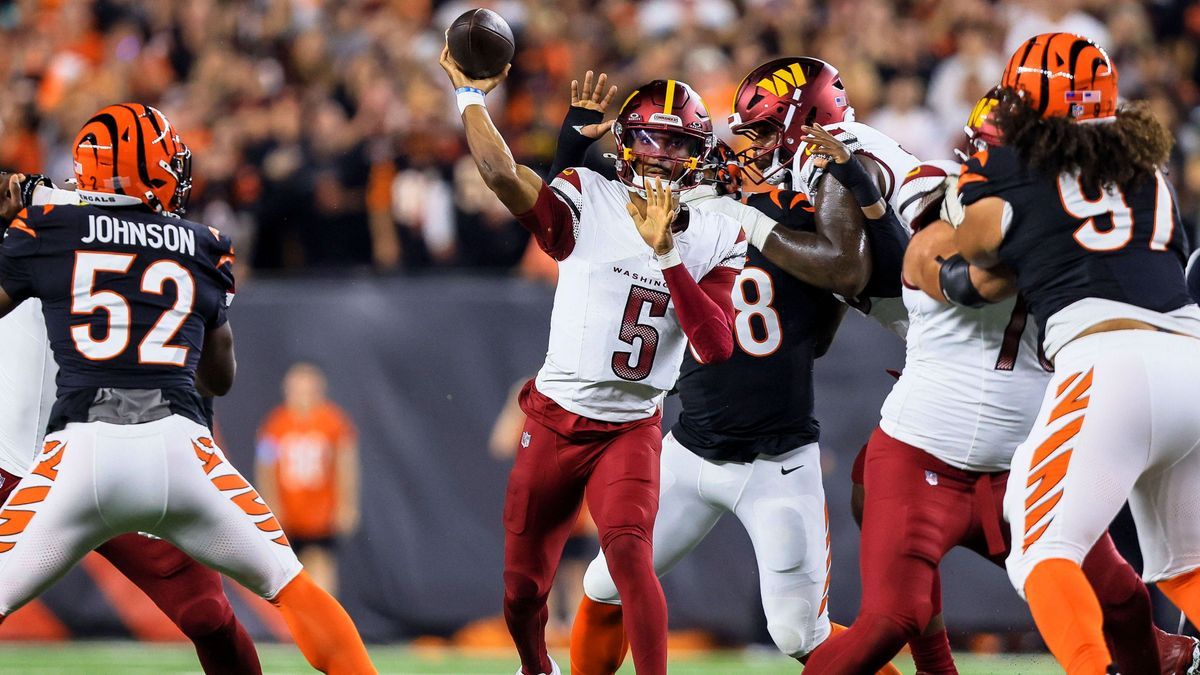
left=951, top=33, right=1200, bottom=675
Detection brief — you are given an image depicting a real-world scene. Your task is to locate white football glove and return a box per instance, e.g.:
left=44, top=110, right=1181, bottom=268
left=939, top=176, right=966, bottom=228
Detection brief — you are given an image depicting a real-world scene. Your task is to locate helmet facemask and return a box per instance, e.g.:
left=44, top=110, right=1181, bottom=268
left=732, top=119, right=792, bottom=186
left=614, top=125, right=710, bottom=196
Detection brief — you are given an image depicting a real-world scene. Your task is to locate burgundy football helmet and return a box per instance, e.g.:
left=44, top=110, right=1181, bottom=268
left=612, top=79, right=715, bottom=194
left=729, top=57, right=852, bottom=184
left=959, top=86, right=1004, bottom=159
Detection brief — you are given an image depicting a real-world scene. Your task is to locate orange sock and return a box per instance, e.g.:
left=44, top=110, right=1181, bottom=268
left=1025, top=559, right=1111, bottom=675
left=1158, top=568, right=1200, bottom=627
left=570, top=596, right=628, bottom=675
left=270, top=571, right=375, bottom=674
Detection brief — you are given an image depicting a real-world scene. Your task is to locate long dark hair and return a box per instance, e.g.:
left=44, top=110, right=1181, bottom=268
left=993, top=87, right=1173, bottom=192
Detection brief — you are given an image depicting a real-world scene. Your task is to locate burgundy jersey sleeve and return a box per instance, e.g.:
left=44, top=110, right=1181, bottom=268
left=514, top=170, right=583, bottom=261
left=662, top=256, right=739, bottom=365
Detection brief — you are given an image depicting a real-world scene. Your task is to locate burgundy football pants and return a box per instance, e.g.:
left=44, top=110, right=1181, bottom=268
left=0, top=468, right=260, bottom=674
left=804, top=427, right=1160, bottom=674
left=503, top=385, right=666, bottom=675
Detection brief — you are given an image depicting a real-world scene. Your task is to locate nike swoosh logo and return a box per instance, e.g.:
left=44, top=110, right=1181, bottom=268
left=781, top=465, right=804, bottom=475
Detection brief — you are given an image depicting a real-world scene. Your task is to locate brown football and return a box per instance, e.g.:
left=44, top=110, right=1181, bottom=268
left=446, top=8, right=515, bottom=80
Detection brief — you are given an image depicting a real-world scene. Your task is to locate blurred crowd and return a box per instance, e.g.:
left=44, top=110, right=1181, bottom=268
left=0, top=0, right=1198, bottom=279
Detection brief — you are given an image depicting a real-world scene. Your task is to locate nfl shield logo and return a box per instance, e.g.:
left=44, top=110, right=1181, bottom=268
left=925, top=470, right=938, bottom=486
left=521, top=432, right=531, bottom=448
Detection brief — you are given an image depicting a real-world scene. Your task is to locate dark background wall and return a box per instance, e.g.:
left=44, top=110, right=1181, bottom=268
left=211, top=276, right=1036, bottom=643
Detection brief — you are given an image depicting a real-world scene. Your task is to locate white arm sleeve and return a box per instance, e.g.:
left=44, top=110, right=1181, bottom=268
left=30, top=186, right=83, bottom=206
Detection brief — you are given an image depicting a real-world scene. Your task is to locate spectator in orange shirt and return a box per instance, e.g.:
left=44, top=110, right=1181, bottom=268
left=255, top=362, right=360, bottom=597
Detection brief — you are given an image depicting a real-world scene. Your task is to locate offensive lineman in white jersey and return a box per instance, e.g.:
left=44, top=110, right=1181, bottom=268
left=801, top=90, right=1200, bottom=675
left=439, top=48, right=745, bottom=675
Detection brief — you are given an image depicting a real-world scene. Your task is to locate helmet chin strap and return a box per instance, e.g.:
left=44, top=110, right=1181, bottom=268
left=605, top=152, right=692, bottom=198
left=626, top=170, right=685, bottom=197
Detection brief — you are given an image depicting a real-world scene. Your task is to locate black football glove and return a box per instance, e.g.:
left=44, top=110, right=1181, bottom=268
left=19, top=174, right=54, bottom=208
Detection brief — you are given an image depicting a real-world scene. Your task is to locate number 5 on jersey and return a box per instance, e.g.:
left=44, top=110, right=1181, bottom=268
left=72, top=251, right=195, bottom=364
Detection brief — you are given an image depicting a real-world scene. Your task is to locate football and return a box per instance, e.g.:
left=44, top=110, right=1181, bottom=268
left=446, top=8, right=515, bottom=80
left=897, top=159, right=960, bottom=231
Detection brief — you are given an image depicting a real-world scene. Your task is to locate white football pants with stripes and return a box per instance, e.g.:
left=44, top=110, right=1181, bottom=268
left=1006, top=329, right=1200, bottom=594
left=582, top=431, right=832, bottom=658
left=0, top=414, right=302, bottom=615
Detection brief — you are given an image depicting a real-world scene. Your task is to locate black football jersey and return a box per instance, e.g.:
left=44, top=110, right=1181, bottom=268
left=0, top=204, right=236, bottom=430
left=671, top=190, right=843, bottom=463
left=959, top=145, right=1192, bottom=334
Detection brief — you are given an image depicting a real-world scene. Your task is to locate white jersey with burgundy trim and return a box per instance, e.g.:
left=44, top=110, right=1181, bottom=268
left=534, top=167, right=747, bottom=423
left=0, top=187, right=82, bottom=476
left=879, top=286, right=1052, bottom=472
left=0, top=299, right=56, bottom=476
left=791, top=121, right=920, bottom=339
left=792, top=121, right=921, bottom=213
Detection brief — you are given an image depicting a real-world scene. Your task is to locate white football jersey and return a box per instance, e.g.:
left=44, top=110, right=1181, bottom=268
left=535, top=168, right=746, bottom=422
left=0, top=186, right=84, bottom=476
left=0, top=299, right=56, bottom=476
left=793, top=121, right=921, bottom=219
left=879, top=286, right=1052, bottom=471
left=792, top=121, right=921, bottom=339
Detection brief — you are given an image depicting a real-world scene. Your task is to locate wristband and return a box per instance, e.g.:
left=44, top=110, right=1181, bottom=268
left=742, top=211, right=777, bottom=251
left=825, top=156, right=885, bottom=213
left=456, top=86, right=486, bottom=114
left=937, top=253, right=986, bottom=308
left=655, top=247, right=683, bottom=269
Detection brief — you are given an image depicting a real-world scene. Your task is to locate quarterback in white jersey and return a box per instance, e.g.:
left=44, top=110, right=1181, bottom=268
left=441, top=50, right=742, bottom=675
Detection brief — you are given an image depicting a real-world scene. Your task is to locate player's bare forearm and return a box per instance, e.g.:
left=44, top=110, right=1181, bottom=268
left=908, top=219, right=1016, bottom=303
left=197, top=322, right=236, bottom=396
left=759, top=174, right=869, bottom=297
left=460, top=106, right=542, bottom=214
left=955, top=197, right=1007, bottom=268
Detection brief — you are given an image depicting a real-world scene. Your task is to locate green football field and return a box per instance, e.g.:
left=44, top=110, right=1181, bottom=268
left=0, top=642, right=1062, bottom=674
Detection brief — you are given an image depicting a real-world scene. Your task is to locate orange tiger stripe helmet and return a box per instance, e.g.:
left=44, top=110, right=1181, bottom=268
left=73, top=103, right=192, bottom=214
left=1001, top=32, right=1117, bottom=122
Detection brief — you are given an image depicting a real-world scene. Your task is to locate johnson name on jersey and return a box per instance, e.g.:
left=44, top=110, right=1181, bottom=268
left=534, top=167, right=746, bottom=422
left=958, top=145, right=1200, bottom=358
left=673, top=188, right=842, bottom=462
left=0, top=204, right=236, bottom=431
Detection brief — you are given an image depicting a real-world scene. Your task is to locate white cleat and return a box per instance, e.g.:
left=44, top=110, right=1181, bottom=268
left=515, top=656, right=561, bottom=675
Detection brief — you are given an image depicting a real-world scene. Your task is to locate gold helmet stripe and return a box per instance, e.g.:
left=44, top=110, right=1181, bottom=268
left=620, top=89, right=640, bottom=112
left=663, top=80, right=676, bottom=116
